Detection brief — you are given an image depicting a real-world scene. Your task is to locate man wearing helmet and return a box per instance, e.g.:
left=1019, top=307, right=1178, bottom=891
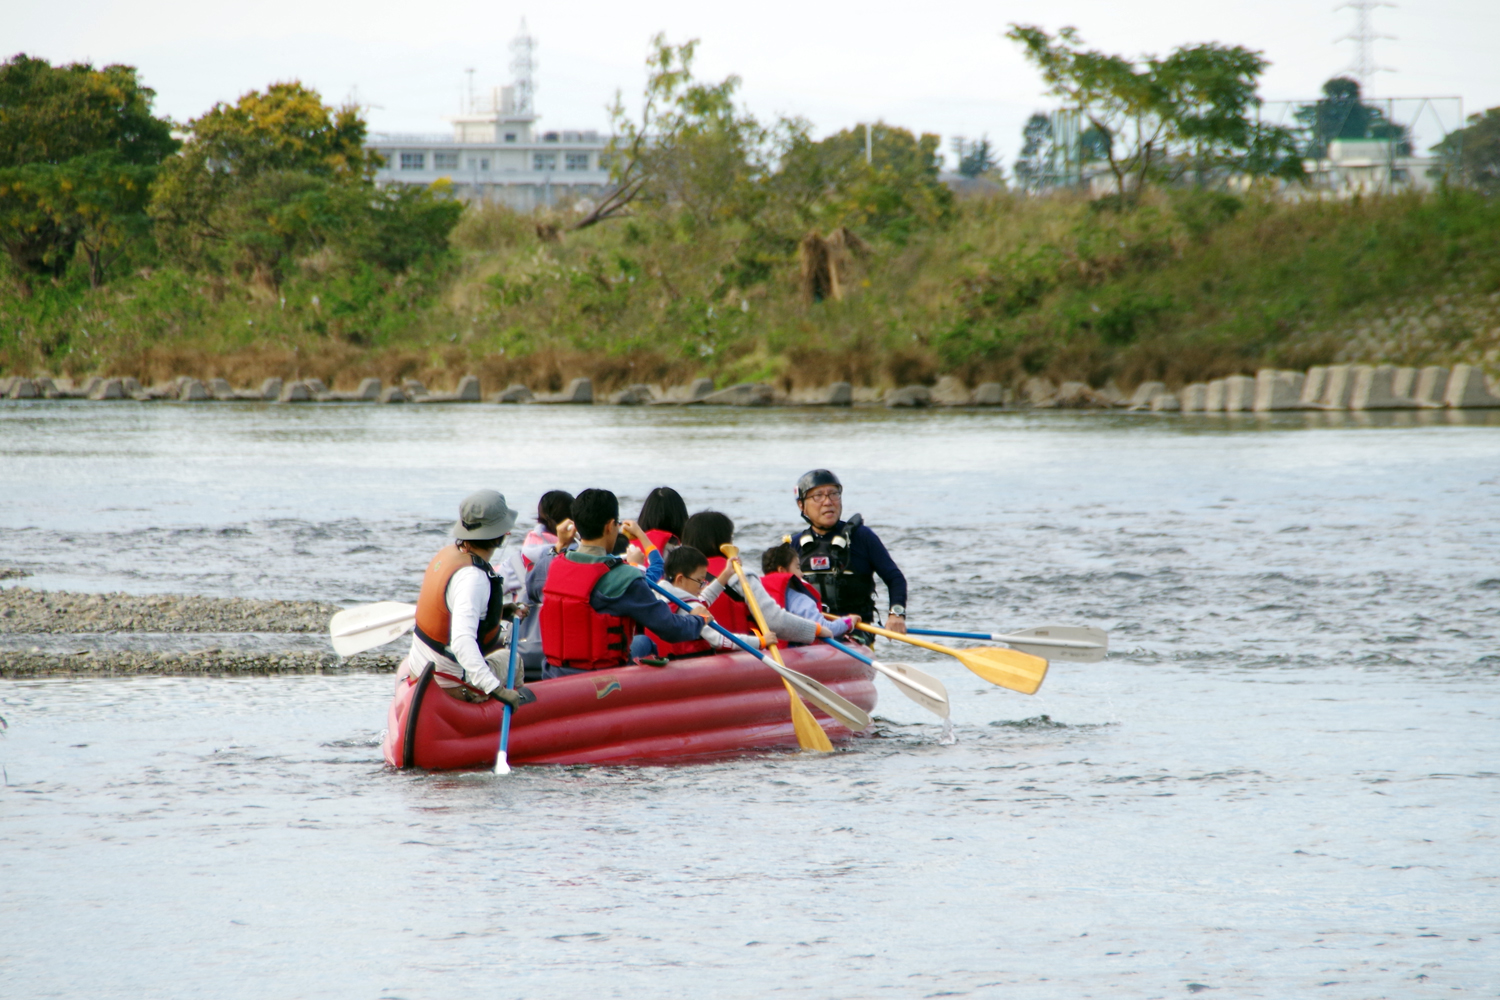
left=788, top=470, right=908, bottom=643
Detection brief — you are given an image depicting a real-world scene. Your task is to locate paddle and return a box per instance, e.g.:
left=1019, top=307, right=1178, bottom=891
left=907, top=625, right=1108, bottom=664
left=329, top=601, right=416, bottom=657
left=646, top=579, right=870, bottom=735
left=493, top=607, right=524, bottom=775
left=719, top=544, right=833, bottom=752
left=820, top=637, right=950, bottom=719
left=857, top=622, right=1049, bottom=695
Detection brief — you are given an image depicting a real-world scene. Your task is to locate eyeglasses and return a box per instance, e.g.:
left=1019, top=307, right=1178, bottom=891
left=684, top=574, right=709, bottom=587
left=804, top=489, right=842, bottom=504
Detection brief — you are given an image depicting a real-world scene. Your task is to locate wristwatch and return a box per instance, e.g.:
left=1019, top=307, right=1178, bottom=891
left=889, top=605, right=906, bottom=618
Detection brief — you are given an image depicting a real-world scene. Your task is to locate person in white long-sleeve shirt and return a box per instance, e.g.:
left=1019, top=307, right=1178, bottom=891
left=396, top=490, right=528, bottom=706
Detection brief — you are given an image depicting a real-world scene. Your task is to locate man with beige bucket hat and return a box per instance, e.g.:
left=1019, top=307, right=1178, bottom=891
left=395, top=490, right=529, bottom=705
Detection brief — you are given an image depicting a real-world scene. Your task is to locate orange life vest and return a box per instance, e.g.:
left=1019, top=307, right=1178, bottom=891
left=414, top=544, right=505, bottom=659
left=706, top=555, right=752, bottom=634
left=646, top=587, right=713, bottom=659
left=539, top=556, right=635, bottom=670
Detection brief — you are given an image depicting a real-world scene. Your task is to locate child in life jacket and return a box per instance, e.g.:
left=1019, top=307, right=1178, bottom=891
left=633, top=545, right=762, bottom=660
left=628, top=486, right=688, bottom=563
left=521, top=490, right=575, bottom=571
left=761, top=542, right=859, bottom=643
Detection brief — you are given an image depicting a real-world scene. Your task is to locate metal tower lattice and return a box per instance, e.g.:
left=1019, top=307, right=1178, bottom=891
left=1336, top=0, right=1396, bottom=93
left=510, top=20, right=537, bottom=115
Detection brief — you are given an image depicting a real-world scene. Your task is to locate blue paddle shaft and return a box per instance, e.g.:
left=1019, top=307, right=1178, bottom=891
left=908, top=627, right=992, bottom=641
left=497, top=608, right=522, bottom=754
left=647, top=580, right=767, bottom=661
left=821, top=636, right=873, bottom=665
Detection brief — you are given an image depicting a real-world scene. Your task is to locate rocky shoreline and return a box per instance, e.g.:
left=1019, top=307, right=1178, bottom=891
left=0, top=588, right=389, bottom=678
left=0, top=587, right=340, bottom=634
left=0, top=648, right=400, bottom=679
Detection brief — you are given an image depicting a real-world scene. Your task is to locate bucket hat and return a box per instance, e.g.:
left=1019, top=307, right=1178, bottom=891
left=451, top=489, right=519, bottom=540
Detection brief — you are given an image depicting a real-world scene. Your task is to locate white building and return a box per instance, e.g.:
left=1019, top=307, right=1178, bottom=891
left=1300, top=138, right=1444, bottom=197
left=367, top=29, right=612, bottom=211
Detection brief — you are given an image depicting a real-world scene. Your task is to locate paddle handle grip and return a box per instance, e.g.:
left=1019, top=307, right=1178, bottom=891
left=647, top=580, right=768, bottom=663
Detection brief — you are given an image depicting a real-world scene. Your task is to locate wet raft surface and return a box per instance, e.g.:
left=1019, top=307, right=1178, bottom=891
left=2, top=402, right=1498, bottom=997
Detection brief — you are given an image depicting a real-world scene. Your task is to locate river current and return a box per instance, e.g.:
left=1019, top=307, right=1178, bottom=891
left=2, top=401, right=1497, bottom=998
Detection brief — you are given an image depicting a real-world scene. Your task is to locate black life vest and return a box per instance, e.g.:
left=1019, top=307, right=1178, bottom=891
left=793, top=514, right=875, bottom=621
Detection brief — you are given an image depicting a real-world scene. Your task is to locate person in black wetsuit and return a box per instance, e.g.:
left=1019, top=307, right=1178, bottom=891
left=787, top=469, right=908, bottom=645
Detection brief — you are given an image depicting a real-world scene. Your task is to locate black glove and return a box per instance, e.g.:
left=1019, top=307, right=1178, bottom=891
left=490, top=687, right=523, bottom=709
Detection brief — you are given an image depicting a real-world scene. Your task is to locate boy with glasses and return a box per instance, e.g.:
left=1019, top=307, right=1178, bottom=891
left=789, top=469, right=908, bottom=644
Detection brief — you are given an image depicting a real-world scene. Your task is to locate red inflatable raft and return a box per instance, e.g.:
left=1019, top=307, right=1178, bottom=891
left=382, top=645, right=877, bottom=768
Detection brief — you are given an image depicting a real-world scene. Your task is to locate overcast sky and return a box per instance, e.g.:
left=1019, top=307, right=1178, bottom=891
left=12, top=0, right=1497, bottom=164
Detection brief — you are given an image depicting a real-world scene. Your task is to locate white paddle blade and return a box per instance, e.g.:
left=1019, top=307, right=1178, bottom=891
left=493, top=751, right=511, bottom=776
left=872, top=660, right=950, bottom=719
left=329, top=601, right=418, bottom=657
left=767, top=662, right=872, bottom=732
left=1000, top=625, right=1108, bottom=663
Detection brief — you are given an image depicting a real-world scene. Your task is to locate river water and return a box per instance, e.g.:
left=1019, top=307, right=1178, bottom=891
left=2, top=400, right=1497, bottom=998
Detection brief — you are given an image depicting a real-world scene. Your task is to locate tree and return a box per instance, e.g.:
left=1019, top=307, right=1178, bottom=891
left=578, top=36, right=777, bottom=231
left=1006, top=25, right=1302, bottom=198
left=955, top=136, right=1000, bottom=178
left=149, top=81, right=437, bottom=289
left=1294, top=77, right=1411, bottom=157
left=1013, top=113, right=1053, bottom=192
left=1431, top=106, right=1500, bottom=191
left=0, top=54, right=175, bottom=284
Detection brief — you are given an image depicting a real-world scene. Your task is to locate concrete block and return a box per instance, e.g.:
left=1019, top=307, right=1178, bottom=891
left=1098, top=380, right=1128, bottom=406
left=1254, top=369, right=1304, bottom=411
left=1023, top=377, right=1057, bottom=407
left=179, top=378, right=210, bottom=401
left=355, top=377, right=382, bottom=401
left=494, top=384, right=533, bottom=403
left=1319, top=365, right=1355, bottom=409
left=1151, top=392, right=1181, bottom=411
left=1444, top=364, right=1500, bottom=408
left=1223, top=374, right=1255, bottom=411
left=453, top=375, right=481, bottom=401
left=931, top=375, right=971, bottom=405
left=1413, top=366, right=1449, bottom=407
left=557, top=377, right=593, bottom=403
left=8, top=377, right=37, bottom=399
left=89, top=377, right=126, bottom=400
left=1392, top=367, right=1417, bottom=399
left=378, top=386, right=407, bottom=404
left=257, top=377, right=283, bottom=401
left=0, top=376, right=11, bottom=396
left=34, top=377, right=59, bottom=398
left=823, top=381, right=853, bottom=406
left=687, top=377, right=715, bottom=400
left=1129, top=381, right=1166, bottom=408
left=1054, top=381, right=1111, bottom=408
left=303, top=378, right=329, bottom=395
left=121, top=377, right=142, bottom=395
left=279, top=380, right=312, bottom=402
left=208, top=377, right=236, bottom=400
left=403, top=380, right=428, bottom=399
left=1204, top=379, right=1227, bottom=411
left=885, top=384, right=933, bottom=408
left=610, top=384, right=655, bottom=405
left=971, top=382, right=1007, bottom=406
left=79, top=376, right=102, bottom=397
left=702, top=382, right=773, bottom=406
left=1350, top=364, right=1418, bottom=409
left=1299, top=367, right=1327, bottom=407
left=1179, top=383, right=1208, bottom=412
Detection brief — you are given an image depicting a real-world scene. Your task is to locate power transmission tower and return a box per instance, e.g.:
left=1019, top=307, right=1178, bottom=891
left=510, top=20, right=537, bottom=115
left=1336, top=0, right=1395, bottom=94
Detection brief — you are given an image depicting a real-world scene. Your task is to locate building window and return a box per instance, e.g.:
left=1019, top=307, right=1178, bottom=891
left=468, top=157, right=491, bottom=171
left=433, top=152, right=459, bottom=170
left=565, top=152, right=590, bottom=171
left=534, top=153, right=557, bottom=171
left=399, top=152, right=425, bottom=170
left=504, top=133, right=517, bottom=142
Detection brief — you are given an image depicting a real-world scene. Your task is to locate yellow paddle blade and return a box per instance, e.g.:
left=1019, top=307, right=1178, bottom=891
left=784, top=677, right=834, bottom=752
left=955, top=646, right=1049, bottom=695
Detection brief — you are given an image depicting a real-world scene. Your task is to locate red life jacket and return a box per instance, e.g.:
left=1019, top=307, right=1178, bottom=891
left=645, top=587, right=713, bottom=659
left=628, top=528, right=677, bottom=562
left=760, top=572, right=822, bottom=609
left=539, top=556, right=635, bottom=670
left=414, top=545, right=504, bottom=660
left=706, top=555, right=752, bottom=634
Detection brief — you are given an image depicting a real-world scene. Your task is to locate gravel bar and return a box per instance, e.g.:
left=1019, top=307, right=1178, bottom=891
left=0, top=587, right=341, bottom=633
left=1, top=649, right=401, bottom=679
